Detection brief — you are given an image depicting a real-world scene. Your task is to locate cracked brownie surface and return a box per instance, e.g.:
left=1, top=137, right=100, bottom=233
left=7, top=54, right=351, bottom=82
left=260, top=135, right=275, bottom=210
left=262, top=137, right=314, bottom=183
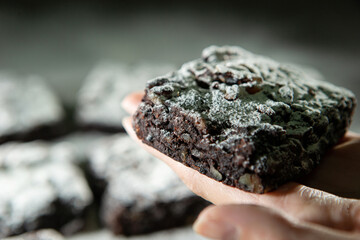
left=0, top=141, right=93, bottom=238
left=0, top=73, right=65, bottom=144
left=87, top=134, right=209, bottom=236
left=133, top=45, right=356, bottom=193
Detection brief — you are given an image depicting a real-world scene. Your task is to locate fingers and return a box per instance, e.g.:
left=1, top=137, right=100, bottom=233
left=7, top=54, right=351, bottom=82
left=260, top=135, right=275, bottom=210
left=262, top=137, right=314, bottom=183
left=121, top=92, right=360, bottom=232
left=194, top=204, right=298, bottom=240
left=193, top=204, right=359, bottom=240
left=301, top=136, right=360, bottom=198
left=121, top=91, right=144, bottom=115
left=338, top=131, right=360, bottom=144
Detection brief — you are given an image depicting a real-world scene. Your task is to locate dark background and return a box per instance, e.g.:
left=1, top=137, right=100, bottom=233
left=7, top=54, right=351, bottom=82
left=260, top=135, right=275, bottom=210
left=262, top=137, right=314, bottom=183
left=0, top=0, right=359, bottom=131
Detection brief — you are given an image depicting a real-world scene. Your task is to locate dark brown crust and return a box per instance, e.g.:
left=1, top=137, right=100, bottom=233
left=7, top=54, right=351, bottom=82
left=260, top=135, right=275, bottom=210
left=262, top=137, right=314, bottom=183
left=0, top=122, right=68, bottom=145
left=101, top=192, right=209, bottom=236
left=0, top=199, right=88, bottom=238
left=77, top=124, right=125, bottom=134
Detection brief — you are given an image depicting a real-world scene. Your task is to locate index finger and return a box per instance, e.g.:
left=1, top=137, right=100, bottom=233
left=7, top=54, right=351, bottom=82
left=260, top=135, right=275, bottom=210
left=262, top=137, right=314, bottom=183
left=121, top=91, right=144, bottom=116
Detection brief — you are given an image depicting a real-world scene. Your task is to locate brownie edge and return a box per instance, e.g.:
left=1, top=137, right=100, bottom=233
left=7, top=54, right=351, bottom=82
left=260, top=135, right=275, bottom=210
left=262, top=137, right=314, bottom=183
left=89, top=135, right=210, bottom=236
left=133, top=45, right=356, bottom=193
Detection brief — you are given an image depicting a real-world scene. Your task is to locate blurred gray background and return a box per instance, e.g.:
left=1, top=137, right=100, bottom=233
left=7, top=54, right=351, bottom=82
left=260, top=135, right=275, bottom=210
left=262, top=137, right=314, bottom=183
left=0, top=0, right=359, bottom=129
left=0, top=1, right=359, bottom=239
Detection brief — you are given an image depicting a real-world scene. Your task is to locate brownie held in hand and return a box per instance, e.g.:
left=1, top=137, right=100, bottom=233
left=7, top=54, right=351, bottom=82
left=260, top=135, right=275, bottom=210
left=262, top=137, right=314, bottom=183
left=133, top=46, right=356, bottom=193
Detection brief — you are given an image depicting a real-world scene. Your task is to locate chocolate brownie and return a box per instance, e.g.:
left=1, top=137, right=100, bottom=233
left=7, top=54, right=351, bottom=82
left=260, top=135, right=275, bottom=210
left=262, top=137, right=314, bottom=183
left=0, top=141, right=93, bottom=238
left=77, top=63, right=174, bottom=132
left=0, top=73, right=66, bottom=144
left=87, top=134, right=209, bottom=236
left=133, top=45, right=356, bottom=193
left=3, top=229, right=64, bottom=240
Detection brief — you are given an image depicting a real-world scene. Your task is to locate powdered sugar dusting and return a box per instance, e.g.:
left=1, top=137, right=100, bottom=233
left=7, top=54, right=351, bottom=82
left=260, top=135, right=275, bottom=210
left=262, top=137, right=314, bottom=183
left=0, top=141, right=92, bottom=237
left=146, top=45, right=355, bottom=136
left=89, top=134, right=195, bottom=208
left=77, top=63, right=174, bottom=128
left=0, top=73, right=64, bottom=137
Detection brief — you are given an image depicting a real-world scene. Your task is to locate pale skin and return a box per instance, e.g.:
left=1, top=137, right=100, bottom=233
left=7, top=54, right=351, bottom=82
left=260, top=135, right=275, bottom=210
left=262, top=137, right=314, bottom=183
left=122, top=92, right=360, bottom=240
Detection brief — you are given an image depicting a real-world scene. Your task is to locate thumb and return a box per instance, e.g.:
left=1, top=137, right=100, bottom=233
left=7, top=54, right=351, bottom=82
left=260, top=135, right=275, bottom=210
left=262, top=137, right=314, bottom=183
left=193, top=204, right=358, bottom=240
left=193, top=204, right=291, bottom=240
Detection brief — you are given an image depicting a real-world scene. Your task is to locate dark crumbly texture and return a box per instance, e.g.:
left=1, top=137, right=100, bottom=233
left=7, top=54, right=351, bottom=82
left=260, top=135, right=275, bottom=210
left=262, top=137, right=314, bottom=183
left=0, top=74, right=66, bottom=144
left=4, top=229, right=64, bottom=240
left=87, top=135, right=209, bottom=236
left=133, top=45, right=356, bottom=193
left=0, top=141, right=93, bottom=238
left=102, top=188, right=208, bottom=236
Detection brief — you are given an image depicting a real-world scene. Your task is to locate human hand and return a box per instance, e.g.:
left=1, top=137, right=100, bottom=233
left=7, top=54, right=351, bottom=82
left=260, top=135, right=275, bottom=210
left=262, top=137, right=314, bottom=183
left=122, top=92, right=360, bottom=239
left=192, top=203, right=360, bottom=240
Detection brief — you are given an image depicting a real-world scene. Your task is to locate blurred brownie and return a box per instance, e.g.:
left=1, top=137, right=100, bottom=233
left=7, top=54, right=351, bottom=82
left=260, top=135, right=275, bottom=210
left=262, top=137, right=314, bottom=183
left=77, top=63, right=174, bottom=132
left=0, top=73, right=65, bottom=144
left=54, top=131, right=111, bottom=168
left=0, top=141, right=93, bottom=238
left=3, top=229, right=64, bottom=240
left=133, top=45, right=356, bottom=193
left=87, top=134, right=209, bottom=236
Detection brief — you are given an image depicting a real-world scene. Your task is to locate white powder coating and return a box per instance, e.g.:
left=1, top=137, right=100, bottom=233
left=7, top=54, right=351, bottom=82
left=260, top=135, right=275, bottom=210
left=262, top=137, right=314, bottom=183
left=138, top=46, right=356, bottom=193
left=0, top=73, right=64, bottom=137
left=89, top=134, right=195, bottom=208
left=148, top=45, right=355, bottom=137
left=0, top=141, right=93, bottom=237
left=54, top=132, right=110, bottom=165
left=77, top=63, right=174, bottom=128
left=0, top=141, right=77, bottom=169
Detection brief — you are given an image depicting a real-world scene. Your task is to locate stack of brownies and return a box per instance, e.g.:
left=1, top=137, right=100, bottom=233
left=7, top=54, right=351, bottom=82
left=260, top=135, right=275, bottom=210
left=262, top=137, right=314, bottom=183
left=0, top=63, right=209, bottom=239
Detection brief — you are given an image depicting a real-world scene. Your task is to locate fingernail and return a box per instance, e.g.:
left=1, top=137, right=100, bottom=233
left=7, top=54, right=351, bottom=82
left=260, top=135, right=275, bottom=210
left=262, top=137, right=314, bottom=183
left=193, top=216, right=241, bottom=240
